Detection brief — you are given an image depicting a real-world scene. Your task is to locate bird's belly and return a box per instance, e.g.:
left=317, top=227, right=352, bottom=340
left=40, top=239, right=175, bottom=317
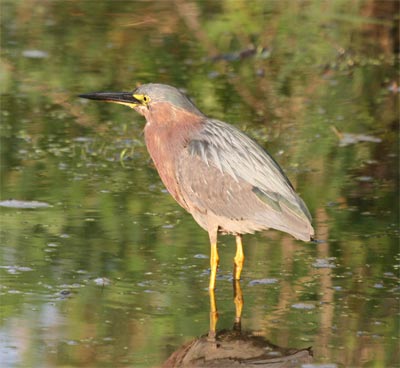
left=177, top=158, right=270, bottom=235
left=190, top=209, right=266, bottom=236
left=149, top=158, right=190, bottom=211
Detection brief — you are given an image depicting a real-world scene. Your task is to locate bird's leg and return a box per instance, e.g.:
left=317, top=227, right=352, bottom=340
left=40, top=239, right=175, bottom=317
left=233, top=279, right=243, bottom=330
left=208, top=287, right=218, bottom=342
left=208, top=227, right=219, bottom=343
left=233, top=234, right=245, bottom=280
left=208, top=228, right=219, bottom=290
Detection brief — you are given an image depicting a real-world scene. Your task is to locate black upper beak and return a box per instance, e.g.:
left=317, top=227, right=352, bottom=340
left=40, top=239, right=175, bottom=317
left=78, top=92, right=141, bottom=105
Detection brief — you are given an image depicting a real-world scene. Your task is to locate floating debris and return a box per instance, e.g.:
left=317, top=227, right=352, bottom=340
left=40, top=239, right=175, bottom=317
left=194, top=254, right=208, bottom=259
left=8, top=290, right=22, bottom=294
left=60, top=283, right=82, bottom=290
left=383, top=272, right=395, bottom=277
left=249, top=278, right=279, bottom=286
left=94, top=277, right=111, bottom=286
left=1, top=265, right=34, bottom=274
left=22, top=49, right=49, bottom=58
left=209, top=46, right=271, bottom=63
left=16, top=266, right=33, bottom=272
left=312, top=258, right=336, bottom=269
left=162, top=224, right=175, bottom=229
left=331, top=126, right=382, bottom=147
left=59, top=289, right=71, bottom=296
left=0, top=199, right=51, bottom=209
left=207, top=71, right=220, bottom=79
left=73, top=136, right=93, bottom=142
left=356, top=176, right=374, bottom=182
left=291, top=303, right=316, bottom=310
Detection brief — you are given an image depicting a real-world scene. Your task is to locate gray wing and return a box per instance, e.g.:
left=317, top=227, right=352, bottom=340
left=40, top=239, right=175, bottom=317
left=176, top=119, right=314, bottom=240
left=189, top=119, right=311, bottom=219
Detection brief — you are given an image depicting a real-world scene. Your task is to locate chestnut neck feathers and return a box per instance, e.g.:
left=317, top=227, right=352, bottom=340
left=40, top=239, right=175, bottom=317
left=143, top=102, right=204, bottom=208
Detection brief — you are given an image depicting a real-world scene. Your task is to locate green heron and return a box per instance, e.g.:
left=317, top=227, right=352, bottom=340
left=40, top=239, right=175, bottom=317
left=79, top=84, right=314, bottom=290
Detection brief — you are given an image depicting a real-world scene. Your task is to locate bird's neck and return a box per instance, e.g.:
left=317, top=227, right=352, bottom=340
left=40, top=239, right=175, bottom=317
left=143, top=103, right=204, bottom=148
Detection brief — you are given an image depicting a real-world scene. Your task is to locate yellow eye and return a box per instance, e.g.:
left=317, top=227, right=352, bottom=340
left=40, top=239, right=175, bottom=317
left=133, top=93, right=151, bottom=105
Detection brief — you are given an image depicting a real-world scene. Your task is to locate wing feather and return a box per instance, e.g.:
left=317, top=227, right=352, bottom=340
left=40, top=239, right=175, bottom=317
left=191, top=120, right=311, bottom=217
left=179, top=119, right=314, bottom=240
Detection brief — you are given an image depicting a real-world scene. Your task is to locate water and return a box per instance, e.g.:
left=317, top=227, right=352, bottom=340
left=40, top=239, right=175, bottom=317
left=1, top=1, right=399, bottom=367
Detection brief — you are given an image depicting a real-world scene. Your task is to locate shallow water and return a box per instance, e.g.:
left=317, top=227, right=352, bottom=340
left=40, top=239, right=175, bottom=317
left=1, top=1, right=399, bottom=367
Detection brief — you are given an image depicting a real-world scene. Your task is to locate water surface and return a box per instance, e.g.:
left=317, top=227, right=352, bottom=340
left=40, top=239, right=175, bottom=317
left=1, top=1, right=398, bottom=367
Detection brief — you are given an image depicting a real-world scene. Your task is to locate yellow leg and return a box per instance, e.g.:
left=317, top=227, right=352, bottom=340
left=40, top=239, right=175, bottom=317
left=208, top=228, right=219, bottom=342
left=233, top=234, right=245, bottom=280
left=233, top=279, right=243, bottom=328
left=209, top=242, right=219, bottom=290
left=208, top=287, right=218, bottom=341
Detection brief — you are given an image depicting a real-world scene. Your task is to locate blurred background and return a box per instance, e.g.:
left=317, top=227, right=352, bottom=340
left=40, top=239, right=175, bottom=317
left=0, top=0, right=398, bottom=367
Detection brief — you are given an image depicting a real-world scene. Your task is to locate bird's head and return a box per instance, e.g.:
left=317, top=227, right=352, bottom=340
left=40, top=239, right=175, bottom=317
left=79, top=83, right=204, bottom=121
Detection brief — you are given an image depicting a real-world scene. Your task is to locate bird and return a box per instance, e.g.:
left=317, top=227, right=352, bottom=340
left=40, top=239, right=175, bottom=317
left=79, top=83, right=314, bottom=290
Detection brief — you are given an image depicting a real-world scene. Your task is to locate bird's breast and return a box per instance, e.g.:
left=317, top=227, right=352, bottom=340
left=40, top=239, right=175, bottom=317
left=144, top=117, right=203, bottom=211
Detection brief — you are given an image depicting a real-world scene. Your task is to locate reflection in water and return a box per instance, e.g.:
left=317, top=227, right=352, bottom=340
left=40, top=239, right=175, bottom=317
left=163, top=281, right=313, bottom=367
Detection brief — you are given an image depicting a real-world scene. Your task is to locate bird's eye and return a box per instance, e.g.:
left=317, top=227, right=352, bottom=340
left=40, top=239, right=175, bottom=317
left=143, top=95, right=149, bottom=103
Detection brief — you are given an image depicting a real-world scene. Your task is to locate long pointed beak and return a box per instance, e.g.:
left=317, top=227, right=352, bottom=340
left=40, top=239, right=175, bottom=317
left=78, top=92, right=141, bottom=108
